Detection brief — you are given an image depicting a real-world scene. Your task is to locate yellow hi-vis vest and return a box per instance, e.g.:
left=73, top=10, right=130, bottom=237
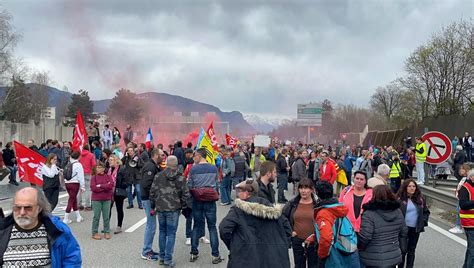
left=389, top=162, right=401, bottom=178
left=415, top=143, right=427, bottom=163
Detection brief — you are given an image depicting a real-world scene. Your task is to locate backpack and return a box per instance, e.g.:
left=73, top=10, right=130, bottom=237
left=315, top=203, right=358, bottom=255
left=63, top=162, right=77, bottom=181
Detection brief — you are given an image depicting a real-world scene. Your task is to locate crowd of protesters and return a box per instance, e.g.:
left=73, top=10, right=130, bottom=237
left=0, top=125, right=473, bottom=267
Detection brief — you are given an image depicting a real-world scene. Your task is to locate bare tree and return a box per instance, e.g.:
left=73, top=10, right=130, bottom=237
left=403, top=20, right=473, bottom=118
left=30, top=70, right=52, bottom=123
left=0, top=8, right=20, bottom=83
left=369, top=81, right=403, bottom=124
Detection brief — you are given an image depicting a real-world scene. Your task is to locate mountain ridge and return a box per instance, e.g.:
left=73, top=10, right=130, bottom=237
left=0, top=84, right=256, bottom=135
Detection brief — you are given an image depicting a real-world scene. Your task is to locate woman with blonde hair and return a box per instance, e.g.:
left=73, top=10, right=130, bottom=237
left=108, top=154, right=127, bottom=234
left=41, top=153, right=61, bottom=210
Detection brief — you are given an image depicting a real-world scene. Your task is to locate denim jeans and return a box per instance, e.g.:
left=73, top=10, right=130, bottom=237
left=92, top=200, right=111, bottom=234
left=351, top=251, right=365, bottom=268
left=78, top=174, right=91, bottom=207
left=185, top=214, right=204, bottom=239
left=104, top=140, right=111, bottom=150
left=127, top=183, right=142, bottom=207
left=157, top=210, right=180, bottom=265
left=416, top=162, right=425, bottom=184
left=191, top=200, right=219, bottom=257
left=142, top=200, right=157, bottom=255
left=6, top=165, right=17, bottom=182
left=456, top=204, right=461, bottom=226
left=220, top=176, right=232, bottom=204
left=277, top=173, right=288, bottom=202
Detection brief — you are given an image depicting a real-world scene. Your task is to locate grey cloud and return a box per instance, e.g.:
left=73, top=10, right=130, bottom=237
left=2, top=0, right=471, bottom=116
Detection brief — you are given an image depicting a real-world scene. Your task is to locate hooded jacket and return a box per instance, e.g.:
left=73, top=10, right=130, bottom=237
left=358, top=200, right=408, bottom=267
left=79, top=150, right=96, bottom=175
left=305, top=198, right=348, bottom=259
left=150, top=168, right=191, bottom=212
left=291, top=157, right=307, bottom=182
left=319, top=160, right=337, bottom=185
left=219, top=197, right=291, bottom=268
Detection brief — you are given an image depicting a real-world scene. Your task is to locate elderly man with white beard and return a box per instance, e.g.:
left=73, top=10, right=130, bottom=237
left=0, top=187, right=82, bottom=267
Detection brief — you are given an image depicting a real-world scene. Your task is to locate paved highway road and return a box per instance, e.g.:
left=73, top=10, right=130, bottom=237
left=0, top=185, right=467, bottom=268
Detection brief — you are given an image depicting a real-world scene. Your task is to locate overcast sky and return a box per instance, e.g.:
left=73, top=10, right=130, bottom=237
left=2, top=0, right=471, bottom=117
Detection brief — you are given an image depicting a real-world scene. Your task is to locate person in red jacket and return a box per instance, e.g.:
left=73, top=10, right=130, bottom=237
left=305, top=180, right=349, bottom=267
left=319, top=151, right=337, bottom=185
left=79, top=145, right=97, bottom=210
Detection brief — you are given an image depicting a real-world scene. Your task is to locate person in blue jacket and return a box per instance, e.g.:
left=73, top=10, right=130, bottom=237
left=0, top=187, right=82, bottom=267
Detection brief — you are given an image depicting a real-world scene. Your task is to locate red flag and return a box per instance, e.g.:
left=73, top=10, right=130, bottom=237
left=72, top=110, right=88, bottom=152
left=206, top=122, right=219, bottom=151
left=225, top=133, right=239, bottom=148
left=14, top=141, right=46, bottom=186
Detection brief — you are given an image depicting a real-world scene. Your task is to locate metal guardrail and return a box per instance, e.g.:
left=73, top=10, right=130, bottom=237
left=420, top=185, right=458, bottom=208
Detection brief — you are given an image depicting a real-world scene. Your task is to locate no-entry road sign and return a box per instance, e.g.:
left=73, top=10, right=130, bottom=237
left=422, top=131, right=452, bottom=165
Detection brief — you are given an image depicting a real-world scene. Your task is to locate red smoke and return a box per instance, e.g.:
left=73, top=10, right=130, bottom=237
left=60, top=1, right=231, bottom=148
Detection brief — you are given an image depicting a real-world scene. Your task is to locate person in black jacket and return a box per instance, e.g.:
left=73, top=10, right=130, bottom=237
left=257, top=161, right=277, bottom=204
left=454, top=145, right=467, bottom=181
left=396, top=179, right=430, bottom=268
left=122, top=147, right=143, bottom=209
left=173, top=141, right=186, bottom=170
left=276, top=148, right=290, bottom=203
left=2, top=142, right=18, bottom=186
left=282, top=178, right=318, bottom=268
left=358, top=185, right=408, bottom=268
left=140, top=149, right=163, bottom=261
left=219, top=179, right=291, bottom=268
left=109, top=157, right=127, bottom=234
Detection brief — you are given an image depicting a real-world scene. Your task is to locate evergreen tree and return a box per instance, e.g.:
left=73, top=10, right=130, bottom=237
left=106, top=88, right=144, bottom=125
left=1, top=76, right=33, bottom=123
left=66, top=89, right=94, bottom=121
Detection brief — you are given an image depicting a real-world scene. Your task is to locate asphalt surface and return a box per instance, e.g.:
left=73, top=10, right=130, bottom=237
left=0, top=182, right=467, bottom=268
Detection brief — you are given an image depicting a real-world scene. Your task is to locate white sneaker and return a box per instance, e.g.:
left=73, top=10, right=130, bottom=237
left=449, top=226, right=464, bottom=234
left=417, top=182, right=424, bottom=185
left=185, top=238, right=191, bottom=245
left=74, top=211, right=84, bottom=223
left=199, top=237, right=210, bottom=244
left=62, top=213, right=72, bottom=224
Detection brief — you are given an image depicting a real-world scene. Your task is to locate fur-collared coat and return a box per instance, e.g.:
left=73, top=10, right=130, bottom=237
left=219, top=196, right=292, bottom=268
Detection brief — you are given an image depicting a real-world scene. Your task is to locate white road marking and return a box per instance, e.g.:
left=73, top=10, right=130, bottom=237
left=428, top=222, right=467, bottom=247
left=125, top=217, right=147, bottom=233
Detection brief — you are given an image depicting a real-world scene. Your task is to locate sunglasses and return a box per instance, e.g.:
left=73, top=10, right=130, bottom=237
left=13, top=205, right=35, bottom=212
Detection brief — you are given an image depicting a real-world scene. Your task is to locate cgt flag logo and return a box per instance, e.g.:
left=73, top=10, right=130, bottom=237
left=206, top=122, right=219, bottom=152
left=14, top=141, right=46, bottom=186
left=72, top=110, right=88, bottom=152
left=198, top=130, right=219, bottom=165
left=225, top=133, right=239, bottom=148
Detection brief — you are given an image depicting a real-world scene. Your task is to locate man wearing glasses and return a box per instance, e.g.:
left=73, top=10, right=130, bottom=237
left=0, top=187, right=81, bottom=266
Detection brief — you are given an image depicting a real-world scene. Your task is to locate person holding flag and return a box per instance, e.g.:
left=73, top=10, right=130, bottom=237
left=13, top=141, right=45, bottom=186
left=145, top=128, right=153, bottom=150
left=72, top=111, right=88, bottom=152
